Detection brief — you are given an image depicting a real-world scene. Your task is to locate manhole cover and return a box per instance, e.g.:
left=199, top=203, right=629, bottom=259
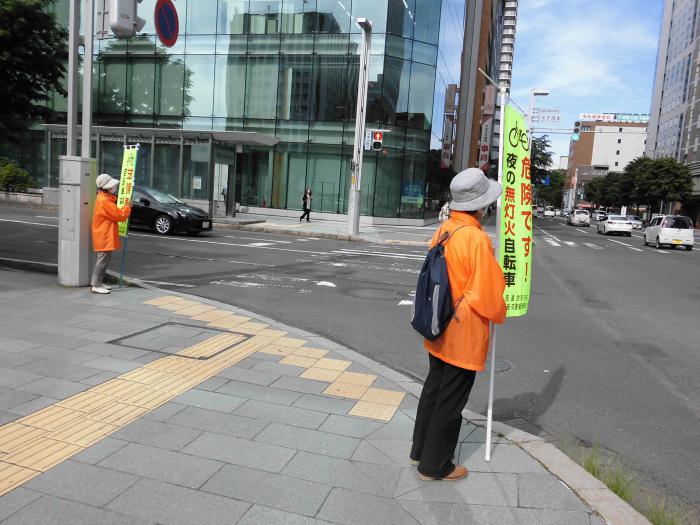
left=348, top=289, right=399, bottom=300
left=481, top=357, right=512, bottom=374
left=108, top=323, right=249, bottom=360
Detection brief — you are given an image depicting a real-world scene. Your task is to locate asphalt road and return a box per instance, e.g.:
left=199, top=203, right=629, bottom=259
left=1, top=205, right=699, bottom=509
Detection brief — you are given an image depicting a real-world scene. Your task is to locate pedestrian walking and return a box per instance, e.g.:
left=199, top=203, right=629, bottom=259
left=411, top=168, right=507, bottom=481
left=439, top=201, right=451, bottom=222
left=90, top=174, right=131, bottom=294
left=221, top=185, right=227, bottom=201
left=300, top=188, right=312, bottom=222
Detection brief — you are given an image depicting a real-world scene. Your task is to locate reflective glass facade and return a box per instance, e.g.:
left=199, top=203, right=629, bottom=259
left=14, top=0, right=468, bottom=219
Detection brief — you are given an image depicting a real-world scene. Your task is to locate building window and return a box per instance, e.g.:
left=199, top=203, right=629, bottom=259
left=616, top=150, right=620, bottom=155
left=619, top=127, right=622, bottom=132
left=617, top=138, right=622, bottom=143
left=615, top=162, right=619, bottom=166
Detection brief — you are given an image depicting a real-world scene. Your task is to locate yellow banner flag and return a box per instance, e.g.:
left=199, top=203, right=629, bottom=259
left=498, top=104, right=532, bottom=317
left=117, top=146, right=139, bottom=237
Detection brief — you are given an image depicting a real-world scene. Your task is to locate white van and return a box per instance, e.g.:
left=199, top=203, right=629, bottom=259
left=643, top=215, right=694, bottom=251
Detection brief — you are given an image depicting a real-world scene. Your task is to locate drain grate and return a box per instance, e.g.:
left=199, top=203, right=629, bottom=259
left=107, top=323, right=250, bottom=360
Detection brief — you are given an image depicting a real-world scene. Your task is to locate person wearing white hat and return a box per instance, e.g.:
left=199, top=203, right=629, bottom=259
left=90, top=174, right=131, bottom=294
left=410, top=168, right=507, bottom=481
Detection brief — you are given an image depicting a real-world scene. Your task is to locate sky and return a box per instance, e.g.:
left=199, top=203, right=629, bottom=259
left=510, top=0, right=664, bottom=164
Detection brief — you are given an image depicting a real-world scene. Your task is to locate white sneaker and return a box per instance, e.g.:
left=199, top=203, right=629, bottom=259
left=91, top=286, right=110, bottom=294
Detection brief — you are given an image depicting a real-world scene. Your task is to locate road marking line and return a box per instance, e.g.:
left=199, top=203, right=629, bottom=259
left=656, top=250, right=670, bottom=254
left=583, top=243, right=603, bottom=250
left=35, top=216, right=58, bottom=220
left=535, top=227, right=562, bottom=243
left=575, top=228, right=588, bottom=234
left=544, top=239, right=561, bottom=247
left=563, top=241, right=578, bottom=247
left=138, top=279, right=196, bottom=288
left=0, top=218, right=57, bottom=228
left=607, top=239, right=633, bottom=247
left=247, top=242, right=275, bottom=247
left=627, top=247, right=644, bottom=252
left=398, top=300, right=413, bottom=306
left=224, top=235, right=291, bottom=244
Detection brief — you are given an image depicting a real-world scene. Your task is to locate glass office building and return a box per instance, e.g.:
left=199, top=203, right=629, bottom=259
left=7, top=0, right=467, bottom=220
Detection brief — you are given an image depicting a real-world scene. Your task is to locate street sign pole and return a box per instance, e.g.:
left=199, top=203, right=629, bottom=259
left=347, top=18, right=372, bottom=236
left=485, top=86, right=508, bottom=462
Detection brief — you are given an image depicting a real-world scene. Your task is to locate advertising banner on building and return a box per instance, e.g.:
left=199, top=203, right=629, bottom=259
left=117, top=145, right=139, bottom=237
left=478, top=117, right=493, bottom=172
left=499, top=105, right=532, bottom=317
left=441, top=115, right=454, bottom=169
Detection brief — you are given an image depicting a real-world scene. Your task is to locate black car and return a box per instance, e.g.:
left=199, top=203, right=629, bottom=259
left=130, top=186, right=212, bottom=235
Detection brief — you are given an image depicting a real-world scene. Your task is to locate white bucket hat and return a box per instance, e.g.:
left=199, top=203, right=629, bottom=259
left=449, top=168, right=502, bottom=211
left=95, top=173, right=119, bottom=191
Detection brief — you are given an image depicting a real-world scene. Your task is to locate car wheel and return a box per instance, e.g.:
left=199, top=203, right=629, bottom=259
left=154, top=214, right=173, bottom=235
left=626, top=232, right=632, bottom=237
left=643, top=235, right=648, bottom=247
left=655, top=237, right=662, bottom=249
left=687, top=245, right=693, bottom=251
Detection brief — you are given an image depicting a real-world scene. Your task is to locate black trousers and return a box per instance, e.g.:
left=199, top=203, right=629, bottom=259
left=300, top=207, right=311, bottom=221
left=411, top=353, right=476, bottom=478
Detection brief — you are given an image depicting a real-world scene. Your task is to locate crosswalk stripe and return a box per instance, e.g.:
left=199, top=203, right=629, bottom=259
left=583, top=243, right=603, bottom=250
left=563, top=241, right=578, bottom=247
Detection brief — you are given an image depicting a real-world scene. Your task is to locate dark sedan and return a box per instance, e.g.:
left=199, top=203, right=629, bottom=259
left=129, top=186, right=212, bottom=235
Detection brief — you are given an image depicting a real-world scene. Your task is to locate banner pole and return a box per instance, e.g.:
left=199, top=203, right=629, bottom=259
left=486, top=87, right=509, bottom=462
left=118, top=235, right=128, bottom=289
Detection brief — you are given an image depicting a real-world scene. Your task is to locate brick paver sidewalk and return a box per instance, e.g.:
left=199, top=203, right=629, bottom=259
left=0, top=268, right=615, bottom=524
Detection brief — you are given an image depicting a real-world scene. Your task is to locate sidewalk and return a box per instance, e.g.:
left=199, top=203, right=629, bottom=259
left=0, top=268, right=645, bottom=524
left=214, top=212, right=438, bottom=245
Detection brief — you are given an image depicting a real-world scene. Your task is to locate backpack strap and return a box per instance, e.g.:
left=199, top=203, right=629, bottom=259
left=436, top=225, right=468, bottom=246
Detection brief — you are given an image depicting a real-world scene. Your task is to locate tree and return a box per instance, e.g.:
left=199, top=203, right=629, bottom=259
left=0, top=0, right=67, bottom=141
left=530, top=135, right=553, bottom=185
left=0, top=158, right=37, bottom=192
left=637, top=157, right=693, bottom=213
left=534, top=169, right=565, bottom=206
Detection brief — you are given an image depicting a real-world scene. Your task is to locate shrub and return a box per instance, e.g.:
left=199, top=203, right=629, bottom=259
left=0, top=157, right=37, bottom=192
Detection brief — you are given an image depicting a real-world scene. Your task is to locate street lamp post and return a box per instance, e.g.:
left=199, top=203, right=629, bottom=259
left=347, top=18, right=372, bottom=236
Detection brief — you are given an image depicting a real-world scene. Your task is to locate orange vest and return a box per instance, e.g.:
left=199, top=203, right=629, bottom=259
left=424, top=212, right=507, bottom=371
left=92, top=191, right=131, bottom=252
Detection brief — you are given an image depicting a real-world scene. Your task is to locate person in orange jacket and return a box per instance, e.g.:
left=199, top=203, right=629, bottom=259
left=90, top=174, right=131, bottom=294
left=411, top=168, right=507, bottom=481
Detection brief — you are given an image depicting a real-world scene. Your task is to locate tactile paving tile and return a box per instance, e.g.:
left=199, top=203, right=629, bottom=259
left=57, top=392, right=114, bottom=413
left=86, top=403, right=148, bottom=426
left=292, top=348, right=328, bottom=359
left=335, top=371, right=377, bottom=387
left=360, top=387, right=406, bottom=406
left=279, top=355, right=319, bottom=368
left=0, top=424, right=47, bottom=453
left=19, top=406, right=85, bottom=432
left=190, top=309, right=237, bottom=322
left=50, top=419, right=118, bottom=447
left=348, top=400, right=398, bottom=422
left=172, top=304, right=218, bottom=316
left=233, top=321, right=270, bottom=334
left=323, top=382, right=369, bottom=400
left=206, top=315, right=251, bottom=329
left=158, top=300, right=201, bottom=311
left=0, top=462, right=39, bottom=497
left=314, top=358, right=352, bottom=372
left=273, top=337, right=307, bottom=348
left=299, top=367, right=342, bottom=382
left=177, top=333, right=245, bottom=359
left=143, top=296, right=187, bottom=306
left=2, top=437, right=81, bottom=471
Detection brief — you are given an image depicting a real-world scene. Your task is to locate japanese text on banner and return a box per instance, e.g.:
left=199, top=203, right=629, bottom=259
left=117, top=146, right=139, bottom=237
left=499, top=104, right=532, bottom=317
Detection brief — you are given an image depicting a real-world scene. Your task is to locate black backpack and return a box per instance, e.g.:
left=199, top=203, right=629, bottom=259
left=410, top=226, right=465, bottom=341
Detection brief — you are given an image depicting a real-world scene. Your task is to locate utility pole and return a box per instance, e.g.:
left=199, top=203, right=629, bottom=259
left=58, top=0, right=97, bottom=287
left=347, top=18, right=372, bottom=236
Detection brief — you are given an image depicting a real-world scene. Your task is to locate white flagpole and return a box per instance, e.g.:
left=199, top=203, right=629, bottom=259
left=485, top=86, right=508, bottom=462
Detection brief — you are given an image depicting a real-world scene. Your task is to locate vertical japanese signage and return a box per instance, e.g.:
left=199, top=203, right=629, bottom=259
left=117, top=145, right=139, bottom=237
left=499, top=105, right=532, bottom=317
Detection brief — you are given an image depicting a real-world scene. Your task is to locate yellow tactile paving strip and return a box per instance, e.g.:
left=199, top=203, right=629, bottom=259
left=0, top=295, right=410, bottom=497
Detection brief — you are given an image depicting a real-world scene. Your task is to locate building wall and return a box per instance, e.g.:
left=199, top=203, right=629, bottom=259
left=590, top=123, right=647, bottom=171
left=25, top=0, right=469, bottom=220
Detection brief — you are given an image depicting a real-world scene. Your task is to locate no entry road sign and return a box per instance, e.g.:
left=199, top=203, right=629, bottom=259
left=155, top=0, right=179, bottom=47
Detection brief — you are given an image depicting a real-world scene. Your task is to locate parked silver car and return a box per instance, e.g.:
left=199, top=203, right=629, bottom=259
left=626, top=215, right=643, bottom=229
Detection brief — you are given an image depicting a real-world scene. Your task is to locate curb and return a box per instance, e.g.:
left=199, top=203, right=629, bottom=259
left=126, top=277, right=650, bottom=525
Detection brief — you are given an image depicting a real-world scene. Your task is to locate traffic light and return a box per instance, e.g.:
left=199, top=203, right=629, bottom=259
left=572, top=121, right=581, bottom=142
left=109, top=0, right=146, bottom=39
left=371, top=131, right=384, bottom=151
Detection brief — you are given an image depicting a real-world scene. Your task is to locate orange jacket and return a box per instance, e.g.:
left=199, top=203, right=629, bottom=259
left=92, top=191, right=131, bottom=252
left=424, top=211, right=507, bottom=371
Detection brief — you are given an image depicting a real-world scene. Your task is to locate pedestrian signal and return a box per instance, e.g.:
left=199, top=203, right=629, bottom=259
left=371, top=131, right=384, bottom=151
